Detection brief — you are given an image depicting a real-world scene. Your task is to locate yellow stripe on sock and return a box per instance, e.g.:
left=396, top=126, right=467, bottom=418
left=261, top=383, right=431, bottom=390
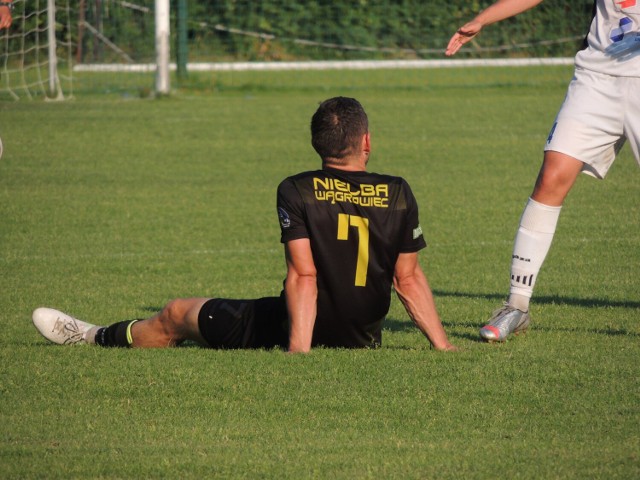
left=126, top=320, right=140, bottom=346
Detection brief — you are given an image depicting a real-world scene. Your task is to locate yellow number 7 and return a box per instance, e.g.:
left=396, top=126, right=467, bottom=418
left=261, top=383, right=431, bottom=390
left=337, top=213, right=370, bottom=287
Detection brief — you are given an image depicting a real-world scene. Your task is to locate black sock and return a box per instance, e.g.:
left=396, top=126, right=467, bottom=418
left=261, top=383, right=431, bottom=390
left=95, top=320, right=141, bottom=348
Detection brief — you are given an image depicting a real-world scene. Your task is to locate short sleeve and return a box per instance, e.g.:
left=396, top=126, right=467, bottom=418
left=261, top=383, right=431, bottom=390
left=277, top=177, right=309, bottom=244
left=399, top=179, right=427, bottom=253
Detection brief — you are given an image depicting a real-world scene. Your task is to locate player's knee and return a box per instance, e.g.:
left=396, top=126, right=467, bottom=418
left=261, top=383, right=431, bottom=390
left=158, top=299, right=190, bottom=333
left=536, top=169, right=564, bottom=192
left=533, top=165, right=577, bottom=205
left=534, top=152, right=583, bottom=200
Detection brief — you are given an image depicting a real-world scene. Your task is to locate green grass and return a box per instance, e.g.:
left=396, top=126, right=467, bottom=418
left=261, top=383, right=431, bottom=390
left=1, top=67, right=638, bottom=479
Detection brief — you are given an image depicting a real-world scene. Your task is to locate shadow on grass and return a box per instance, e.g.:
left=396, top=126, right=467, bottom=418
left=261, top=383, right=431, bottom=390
left=141, top=306, right=164, bottom=313
left=141, top=291, right=639, bottom=317
left=385, top=289, right=640, bottom=342
left=431, top=289, right=640, bottom=310
left=383, top=317, right=485, bottom=344
left=549, top=325, right=640, bottom=338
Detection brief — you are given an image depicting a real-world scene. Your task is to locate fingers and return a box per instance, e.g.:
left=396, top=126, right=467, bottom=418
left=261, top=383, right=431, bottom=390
left=444, top=22, right=482, bottom=56
left=445, top=34, right=466, bottom=56
left=433, top=342, right=459, bottom=352
left=0, top=4, right=12, bottom=28
left=0, top=13, right=11, bottom=30
left=445, top=32, right=475, bottom=56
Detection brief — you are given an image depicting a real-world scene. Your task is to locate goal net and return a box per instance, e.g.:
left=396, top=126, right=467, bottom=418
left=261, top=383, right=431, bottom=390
left=0, top=0, right=74, bottom=101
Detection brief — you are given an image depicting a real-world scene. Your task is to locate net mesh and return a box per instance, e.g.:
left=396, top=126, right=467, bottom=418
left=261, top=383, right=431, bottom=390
left=1, top=0, right=74, bottom=100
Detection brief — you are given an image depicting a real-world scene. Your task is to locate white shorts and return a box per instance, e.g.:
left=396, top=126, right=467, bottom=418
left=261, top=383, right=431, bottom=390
left=544, top=67, right=640, bottom=179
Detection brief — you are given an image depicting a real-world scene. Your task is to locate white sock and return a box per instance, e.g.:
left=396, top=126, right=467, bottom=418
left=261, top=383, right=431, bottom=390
left=508, top=198, right=562, bottom=311
left=84, top=326, right=101, bottom=344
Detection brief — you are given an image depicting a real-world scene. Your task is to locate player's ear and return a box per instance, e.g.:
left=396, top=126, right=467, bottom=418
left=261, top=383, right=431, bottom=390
left=362, top=132, right=371, bottom=154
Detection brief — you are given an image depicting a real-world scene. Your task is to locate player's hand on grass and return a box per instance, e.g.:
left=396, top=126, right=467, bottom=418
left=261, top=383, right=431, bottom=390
left=445, top=20, right=484, bottom=56
left=433, top=341, right=459, bottom=352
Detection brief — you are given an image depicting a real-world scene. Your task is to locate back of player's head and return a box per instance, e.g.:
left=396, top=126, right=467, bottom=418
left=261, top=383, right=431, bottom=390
left=311, top=97, right=369, bottom=162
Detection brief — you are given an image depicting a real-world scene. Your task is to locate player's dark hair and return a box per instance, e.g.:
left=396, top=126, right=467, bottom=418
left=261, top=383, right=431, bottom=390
left=311, top=97, right=368, bottom=162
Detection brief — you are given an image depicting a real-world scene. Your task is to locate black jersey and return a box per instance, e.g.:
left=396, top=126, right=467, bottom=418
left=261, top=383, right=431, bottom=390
left=277, top=167, right=427, bottom=348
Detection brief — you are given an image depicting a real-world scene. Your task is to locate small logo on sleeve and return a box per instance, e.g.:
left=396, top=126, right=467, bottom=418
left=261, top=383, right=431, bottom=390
left=278, top=207, right=291, bottom=229
left=413, top=225, right=423, bottom=240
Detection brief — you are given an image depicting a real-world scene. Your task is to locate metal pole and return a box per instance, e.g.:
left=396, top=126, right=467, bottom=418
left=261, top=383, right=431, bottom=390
left=176, top=0, right=188, bottom=81
left=95, top=0, right=103, bottom=59
left=155, top=0, right=170, bottom=95
left=47, top=0, right=58, bottom=96
left=77, top=0, right=86, bottom=64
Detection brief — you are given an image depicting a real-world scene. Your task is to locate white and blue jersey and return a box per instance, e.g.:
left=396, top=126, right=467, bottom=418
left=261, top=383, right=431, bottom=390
left=544, top=1, right=640, bottom=177
left=575, top=0, right=640, bottom=76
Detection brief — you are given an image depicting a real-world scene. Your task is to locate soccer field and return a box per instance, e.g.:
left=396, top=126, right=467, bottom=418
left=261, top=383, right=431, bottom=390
left=1, top=67, right=638, bottom=479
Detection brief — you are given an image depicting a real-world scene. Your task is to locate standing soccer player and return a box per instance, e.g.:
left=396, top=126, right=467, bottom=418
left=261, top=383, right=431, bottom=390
left=446, top=0, right=640, bottom=341
left=33, top=97, right=457, bottom=352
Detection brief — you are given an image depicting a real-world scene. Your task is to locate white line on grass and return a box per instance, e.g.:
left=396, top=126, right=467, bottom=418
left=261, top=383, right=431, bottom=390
left=73, top=58, right=575, bottom=73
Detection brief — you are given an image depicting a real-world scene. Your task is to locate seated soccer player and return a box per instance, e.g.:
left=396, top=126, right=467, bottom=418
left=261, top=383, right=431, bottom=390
left=32, top=97, right=457, bottom=352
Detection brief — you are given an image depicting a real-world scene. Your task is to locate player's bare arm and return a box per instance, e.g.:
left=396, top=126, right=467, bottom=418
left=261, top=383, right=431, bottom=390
left=284, top=238, right=318, bottom=353
left=0, top=1, right=13, bottom=29
left=445, top=0, right=544, bottom=56
left=393, top=252, right=457, bottom=351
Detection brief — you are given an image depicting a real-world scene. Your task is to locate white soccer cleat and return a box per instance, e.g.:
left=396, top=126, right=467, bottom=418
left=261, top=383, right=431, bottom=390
left=32, top=307, right=96, bottom=345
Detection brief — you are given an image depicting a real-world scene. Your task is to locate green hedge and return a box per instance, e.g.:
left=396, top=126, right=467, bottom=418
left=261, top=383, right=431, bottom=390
left=186, top=0, right=594, bottom=61
left=74, top=0, right=594, bottom=63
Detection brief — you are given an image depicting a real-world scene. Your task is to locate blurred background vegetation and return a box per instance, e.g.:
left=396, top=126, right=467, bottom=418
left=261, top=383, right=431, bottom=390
left=70, top=0, right=594, bottom=63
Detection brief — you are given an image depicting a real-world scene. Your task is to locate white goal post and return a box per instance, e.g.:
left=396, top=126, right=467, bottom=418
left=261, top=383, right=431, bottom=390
left=154, top=0, right=170, bottom=95
left=46, top=0, right=60, bottom=96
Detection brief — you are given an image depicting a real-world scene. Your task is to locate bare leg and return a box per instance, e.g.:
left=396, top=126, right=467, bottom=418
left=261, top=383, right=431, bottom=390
left=531, top=150, right=584, bottom=206
left=129, top=298, right=210, bottom=348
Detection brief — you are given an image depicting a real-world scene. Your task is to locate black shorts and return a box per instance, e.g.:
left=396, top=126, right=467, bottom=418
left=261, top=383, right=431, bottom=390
left=197, top=294, right=288, bottom=349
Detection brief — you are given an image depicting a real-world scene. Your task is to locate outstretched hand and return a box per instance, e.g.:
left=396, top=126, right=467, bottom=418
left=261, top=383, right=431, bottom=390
left=445, top=20, right=484, bottom=56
